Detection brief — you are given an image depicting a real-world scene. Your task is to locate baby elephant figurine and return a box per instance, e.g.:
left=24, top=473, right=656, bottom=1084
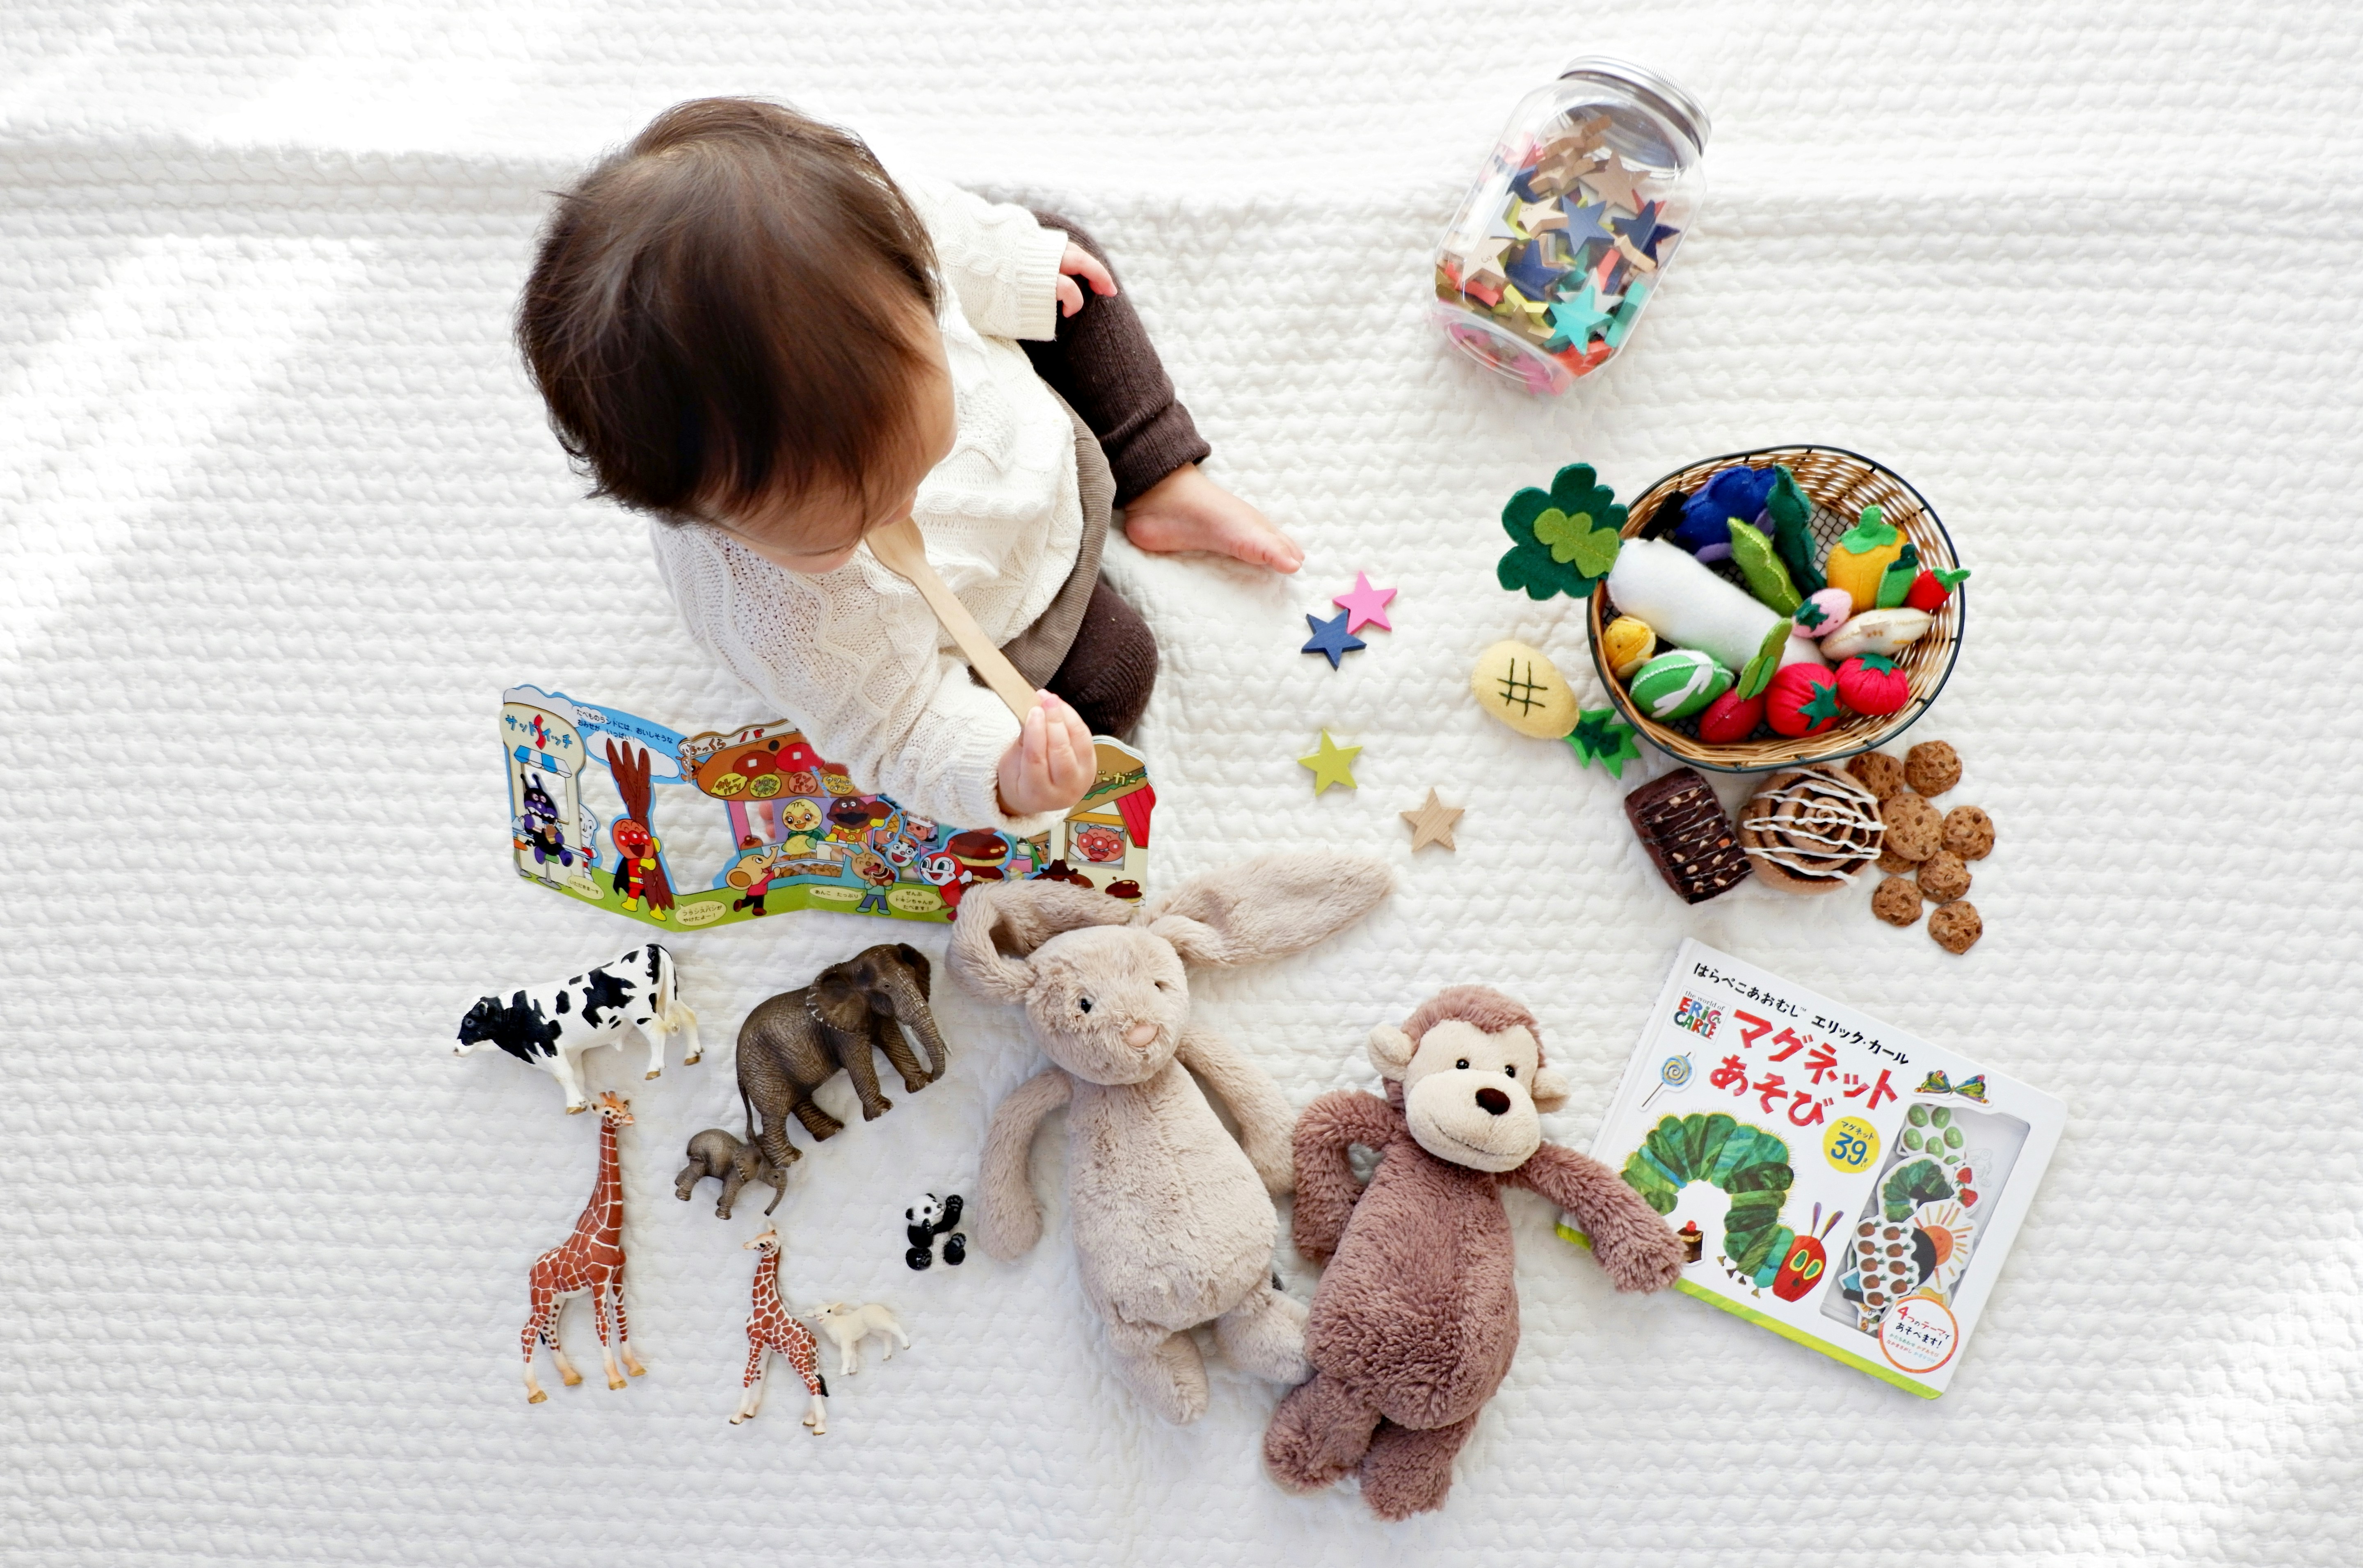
left=675, top=1128, right=788, bottom=1219
left=736, top=943, right=948, bottom=1175
left=806, top=1302, right=910, bottom=1377
left=951, top=850, right=1394, bottom=1424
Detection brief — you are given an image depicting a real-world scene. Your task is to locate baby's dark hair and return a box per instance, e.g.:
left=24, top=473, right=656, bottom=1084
left=516, top=98, right=939, bottom=520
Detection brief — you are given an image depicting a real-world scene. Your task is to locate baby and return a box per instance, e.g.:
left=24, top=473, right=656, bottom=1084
left=518, top=98, right=1299, bottom=834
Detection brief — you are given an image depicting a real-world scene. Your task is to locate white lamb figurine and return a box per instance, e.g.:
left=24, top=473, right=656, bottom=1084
left=806, top=1302, right=910, bottom=1376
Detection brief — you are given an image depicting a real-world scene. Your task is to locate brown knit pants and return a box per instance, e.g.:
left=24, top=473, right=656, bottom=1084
left=1024, top=211, right=1206, bottom=740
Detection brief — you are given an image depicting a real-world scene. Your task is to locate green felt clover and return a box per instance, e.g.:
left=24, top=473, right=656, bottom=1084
left=1764, top=467, right=1826, bottom=594
left=1565, top=707, right=1642, bottom=778
left=1498, top=464, right=1627, bottom=601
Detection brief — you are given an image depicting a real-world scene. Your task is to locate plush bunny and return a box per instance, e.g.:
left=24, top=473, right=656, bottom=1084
left=950, top=851, right=1393, bottom=1424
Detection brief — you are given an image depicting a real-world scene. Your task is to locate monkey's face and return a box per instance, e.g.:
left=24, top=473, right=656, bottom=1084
left=1398, top=1020, right=1555, bottom=1173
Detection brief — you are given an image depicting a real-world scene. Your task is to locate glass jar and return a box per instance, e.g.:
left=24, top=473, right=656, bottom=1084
left=1431, top=58, right=1709, bottom=395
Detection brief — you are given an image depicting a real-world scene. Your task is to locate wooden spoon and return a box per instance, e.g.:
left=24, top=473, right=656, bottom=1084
left=865, top=516, right=1040, bottom=722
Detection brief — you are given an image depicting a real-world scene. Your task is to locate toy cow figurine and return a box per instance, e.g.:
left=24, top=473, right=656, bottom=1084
left=453, top=944, right=699, bottom=1113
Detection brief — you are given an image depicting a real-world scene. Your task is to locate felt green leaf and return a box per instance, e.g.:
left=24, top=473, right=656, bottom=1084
left=1876, top=541, right=1923, bottom=608
left=1853, top=652, right=1897, bottom=673
left=1497, top=463, right=1628, bottom=601
left=1564, top=707, right=1641, bottom=778
left=1837, top=504, right=1895, bottom=555
left=1764, top=467, right=1826, bottom=594
left=1735, top=620, right=1790, bottom=700
left=1933, top=567, right=1972, bottom=592
left=1727, top=519, right=1802, bottom=615
left=1799, top=683, right=1847, bottom=726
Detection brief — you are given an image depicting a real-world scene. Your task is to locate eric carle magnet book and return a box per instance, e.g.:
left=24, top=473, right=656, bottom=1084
left=500, top=685, right=1155, bottom=930
left=1564, top=939, right=2063, bottom=1397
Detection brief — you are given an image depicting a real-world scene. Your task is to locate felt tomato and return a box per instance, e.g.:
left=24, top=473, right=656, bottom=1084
left=1695, top=690, right=1765, bottom=744
left=1692, top=689, right=1767, bottom=746
left=1835, top=654, right=1910, bottom=716
left=1765, top=663, right=1844, bottom=738
left=1905, top=566, right=1973, bottom=613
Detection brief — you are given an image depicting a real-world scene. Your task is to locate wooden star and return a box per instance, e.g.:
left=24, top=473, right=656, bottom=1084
left=1400, top=789, right=1464, bottom=853
left=1297, top=730, right=1361, bottom=794
left=1575, top=150, right=1652, bottom=215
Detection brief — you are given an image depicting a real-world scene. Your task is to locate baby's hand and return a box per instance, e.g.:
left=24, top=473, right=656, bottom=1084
left=996, top=692, right=1096, bottom=816
left=1055, top=242, right=1117, bottom=318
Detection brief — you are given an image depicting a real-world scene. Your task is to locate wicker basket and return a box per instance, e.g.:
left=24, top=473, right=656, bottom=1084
left=1588, top=445, right=1964, bottom=774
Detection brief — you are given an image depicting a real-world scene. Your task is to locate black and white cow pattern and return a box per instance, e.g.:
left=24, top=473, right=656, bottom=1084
left=454, top=945, right=700, bottom=1113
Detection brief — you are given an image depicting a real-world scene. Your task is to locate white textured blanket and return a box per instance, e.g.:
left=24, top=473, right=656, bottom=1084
left=5, top=5, right=2358, bottom=1564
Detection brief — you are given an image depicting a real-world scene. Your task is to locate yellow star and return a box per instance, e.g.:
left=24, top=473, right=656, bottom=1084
left=1400, top=789, right=1463, bottom=853
left=1297, top=730, right=1361, bottom=794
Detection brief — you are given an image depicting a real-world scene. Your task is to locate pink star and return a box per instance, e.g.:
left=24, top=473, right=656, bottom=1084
left=1331, top=571, right=1397, bottom=634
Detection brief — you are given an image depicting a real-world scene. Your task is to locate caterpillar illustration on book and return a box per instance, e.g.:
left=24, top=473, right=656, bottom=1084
left=1619, top=1113, right=1805, bottom=1297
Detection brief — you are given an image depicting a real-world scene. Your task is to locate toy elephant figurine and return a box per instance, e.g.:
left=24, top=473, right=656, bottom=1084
left=675, top=1128, right=788, bottom=1218
left=736, top=943, right=948, bottom=1173
left=950, top=851, right=1393, bottom=1424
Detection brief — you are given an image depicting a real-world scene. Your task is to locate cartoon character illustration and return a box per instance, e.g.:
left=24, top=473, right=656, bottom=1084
left=875, top=834, right=921, bottom=870
left=1769, top=1205, right=1845, bottom=1302
left=827, top=797, right=893, bottom=844
left=944, top=829, right=1010, bottom=881
left=605, top=741, right=676, bottom=920
left=517, top=771, right=574, bottom=868
left=779, top=798, right=823, bottom=834
left=900, top=813, right=937, bottom=843
left=918, top=852, right=964, bottom=911
left=849, top=850, right=897, bottom=914
left=1071, top=825, right=1125, bottom=864
left=1103, top=880, right=1143, bottom=901
left=729, top=842, right=793, bottom=917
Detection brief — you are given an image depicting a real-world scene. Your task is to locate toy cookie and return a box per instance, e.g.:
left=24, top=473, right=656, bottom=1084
left=1941, top=806, right=1995, bottom=860
left=1623, top=768, right=1751, bottom=903
left=1871, top=876, right=1923, bottom=926
left=1929, top=901, right=1983, bottom=954
left=1846, top=751, right=1905, bottom=801
left=1880, top=791, right=1942, bottom=862
left=1904, top=741, right=1960, bottom=797
left=1735, top=767, right=1885, bottom=894
left=1917, top=851, right=1973, bottom=903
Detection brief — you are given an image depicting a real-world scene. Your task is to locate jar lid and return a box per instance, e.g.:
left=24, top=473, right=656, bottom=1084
left=1558, top=56, right=1711, bottom=152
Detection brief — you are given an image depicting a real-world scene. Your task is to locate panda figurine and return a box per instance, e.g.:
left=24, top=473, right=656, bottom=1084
left=904, top=1193, right=966, bottom=1271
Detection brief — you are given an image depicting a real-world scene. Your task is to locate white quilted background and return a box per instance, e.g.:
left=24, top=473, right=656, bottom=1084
left=5, top=4, right=2358, bottom=1563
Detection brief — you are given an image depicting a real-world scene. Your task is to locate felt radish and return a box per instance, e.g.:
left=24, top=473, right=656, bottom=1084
left=1765, top=664, right=1844, bottom=738
left=1835, top=654, right=1910, bottom=716
left=1605, top=537, right=1789, bottom=673
left=1791, top=587, right=1853, bottom=638
left=1824, top=607, right=1933, bottom=659
left=1822, top=507, right=1906, bottom=611
left=1906, top=567, right=1972, bottom=613
left=1696, top=690, right=1765, bottom=744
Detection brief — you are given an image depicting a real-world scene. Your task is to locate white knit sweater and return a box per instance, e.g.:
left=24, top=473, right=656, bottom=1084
left=649, top=176, right=1079, bottom=839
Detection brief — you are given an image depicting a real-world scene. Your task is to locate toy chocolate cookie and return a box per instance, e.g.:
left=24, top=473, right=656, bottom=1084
left=1871, top=875, right=1923, bottom=927
left=1941, top=805, right=1994, bottom=860
left=1623, top=768, right=1751, bottom=904
left=1736, top=766, right=1885, bottom=894
left=1904, top=741, right=1960, bottom=797
left=1845, top=751, right=1905, bottom=801
left=1917, top=851, right=1972, bottom=903
left=1929, top=901, right=1983, bottom=954
left=1876, top=843, right=1916, bottom=874
left=1881, top=790, right=1942, bottom=862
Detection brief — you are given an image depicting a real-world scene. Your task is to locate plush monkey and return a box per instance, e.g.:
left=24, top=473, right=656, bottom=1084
left=1263, top=985, right=1684, bottom=1520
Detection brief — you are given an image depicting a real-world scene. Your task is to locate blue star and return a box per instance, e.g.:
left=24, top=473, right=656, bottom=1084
left=1611, top=200, right=1677, bottom=261
left=1300, top=609, right=1367, bottom=669
left=1561, top=194, right=1620, bottom=250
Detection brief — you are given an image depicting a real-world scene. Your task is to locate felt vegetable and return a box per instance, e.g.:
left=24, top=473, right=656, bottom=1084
left=1671, top=466, right=1778, bottom=563
left=1600, top=616, right=1657, bottom=680
left=1835, top=654, right=1910, bottom=716
left=1791, top=587, right=1853, bottom=638
left=1764, top=467, right=1825, bottom=594
left=1764, top=663, right=1845, bottom=738
left=1603, top=537, right=1789, bottom=673
left=1822, top=506, right=1906, bottom=610
left=1695, top=690, right=1764, bottom=745
left=1564, top=709, right=1641, bottom=777
left=1823, top=606, right=1933, bottom=659
left=1470, top=640, right=1578, bottom=739
left=1873, top=541, right=1922, bottom=609
left=1733, top=620, right=1792, bottom=701
left=1905, top=566, right=1972, bottom=613
left=1726, top=519, right=1801, bottom=615
left=1629, top=649, right=1732, bottom=720
left=1497, top=464, right=1626, bottom=601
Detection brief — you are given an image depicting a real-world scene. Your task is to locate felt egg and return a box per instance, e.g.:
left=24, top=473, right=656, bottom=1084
left=1470, top=640, right=1578, bottom=739
left=1906, top=566, right=1972, bottom=613
left=1824, top=607, right=1934, bottom=659
left=1601, top=616, right=1657, bottom=680
left=1604, top=537, right=1789, bottom=673
left=1791, top=587, right=1853, bottom=638
left=1628, top=649, right=1733, bottom=720
left=1836, top=654, right=1911, bottom=716
left=1823, top=506, right=1907, bottom=610
left=1696, top=690, right=1765, bottom=744
left=1765, top=663, right=1844, bottom=738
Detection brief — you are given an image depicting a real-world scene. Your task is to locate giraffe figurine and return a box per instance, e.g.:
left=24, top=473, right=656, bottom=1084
left=730, top=1227, right=829, bottom=1431
left=521, top=1092, right=647, bottom=1403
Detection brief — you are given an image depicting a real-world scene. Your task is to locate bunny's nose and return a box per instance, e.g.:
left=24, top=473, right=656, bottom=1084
left=1476, top=1087, right=1511, bottom=1116
left=1125, top=1022, right=1158, bottom=1048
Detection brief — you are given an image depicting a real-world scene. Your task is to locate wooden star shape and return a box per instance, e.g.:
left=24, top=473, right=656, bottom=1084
left=1544, top=283, right=1619, bottom=351
left=1400, top=789, right=1463, bottom=853
left=1575, top=150, right=1652, bottom=215
left=1297, top=730, right=1361, bottom=794
left=1300, top=609, right=1367, bottom=669
left=1331, top=571, right=1396, bottom=633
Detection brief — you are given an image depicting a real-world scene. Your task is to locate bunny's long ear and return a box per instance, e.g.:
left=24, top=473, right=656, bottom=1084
left=946, top=878, right=1131, bottom=1001
left=1141, top=853, right=1393, bottom=969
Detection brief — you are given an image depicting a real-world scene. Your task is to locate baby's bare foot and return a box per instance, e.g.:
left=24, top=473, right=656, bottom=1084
left=1122, top=464, right=1303, bottom=574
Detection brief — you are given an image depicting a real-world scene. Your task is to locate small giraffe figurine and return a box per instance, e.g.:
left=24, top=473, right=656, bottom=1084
left=731, top=1227, right=828, bottom=1431
left=521, top=1091, right=647, bottom=1403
